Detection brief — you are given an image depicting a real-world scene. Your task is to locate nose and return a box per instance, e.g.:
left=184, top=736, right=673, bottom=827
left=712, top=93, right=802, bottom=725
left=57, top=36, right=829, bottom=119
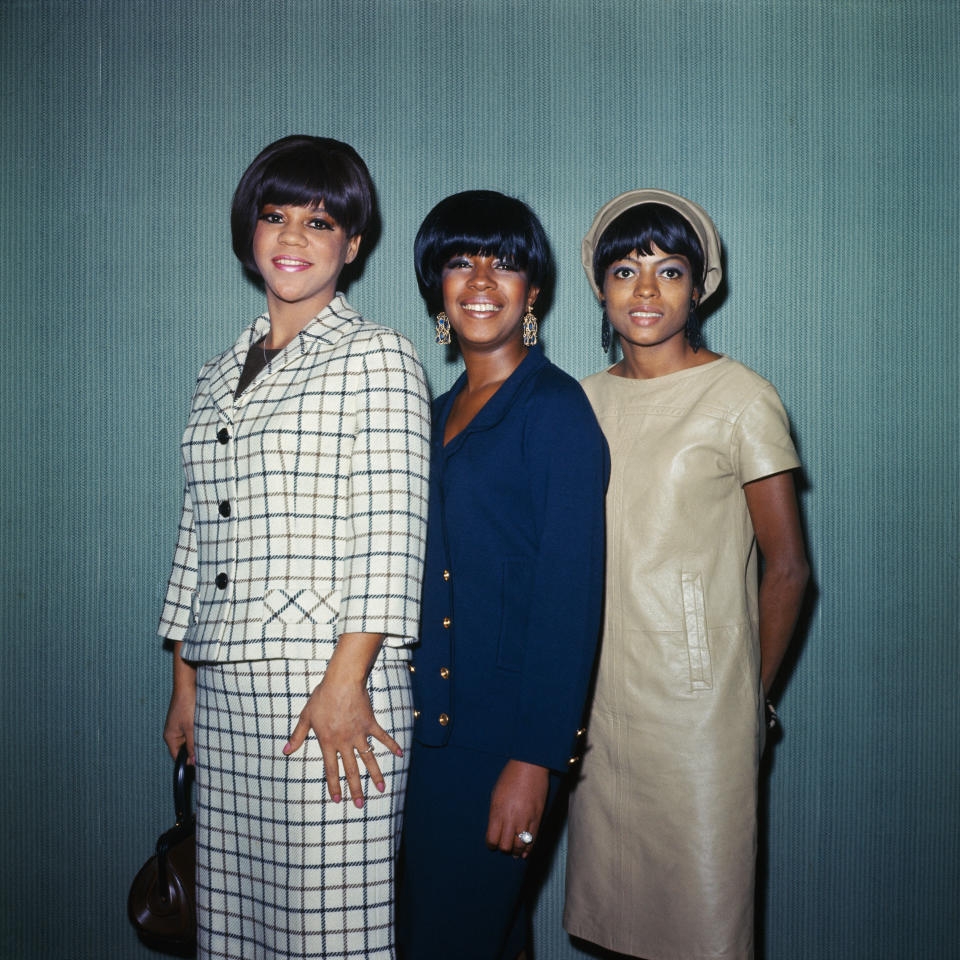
left=279, top=221, right=307, bottom=245
left=467, top=260, right=496, bottom=288
left=634, top=267, right=658, bottom=297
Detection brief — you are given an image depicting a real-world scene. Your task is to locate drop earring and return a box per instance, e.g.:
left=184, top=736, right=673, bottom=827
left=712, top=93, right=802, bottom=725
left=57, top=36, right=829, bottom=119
left=435, top=311, right=451, bottom=345
left=522, top=304, right=538, bottom=347
left=685, top=301, right=702, bottom=352
left=601, top=307, right=611, bottom=352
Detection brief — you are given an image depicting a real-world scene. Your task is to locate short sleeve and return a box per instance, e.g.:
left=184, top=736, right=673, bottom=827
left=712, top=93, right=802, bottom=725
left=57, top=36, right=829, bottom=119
left=732, top=384, right=801, bottom=486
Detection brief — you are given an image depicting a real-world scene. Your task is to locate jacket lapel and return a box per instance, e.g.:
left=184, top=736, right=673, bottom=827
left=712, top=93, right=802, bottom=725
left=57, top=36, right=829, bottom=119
left=208, top=295, right=361, bottom=418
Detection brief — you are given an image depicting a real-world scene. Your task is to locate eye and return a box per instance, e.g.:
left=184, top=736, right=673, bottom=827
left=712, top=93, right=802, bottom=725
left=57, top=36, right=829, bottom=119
left=444, top=257, right=472, bottom=270
left=259, top=210, right=284, bottom=224
left=611, top=265, right=634, bottom=280
left=660, top=265, right=686, bottom=280
left=308, top=217, right=335, bottom=231
left=493, top=258, right=519, bottom=272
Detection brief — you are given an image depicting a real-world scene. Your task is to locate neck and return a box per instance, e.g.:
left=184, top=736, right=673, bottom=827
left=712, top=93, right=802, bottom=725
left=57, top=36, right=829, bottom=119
left=617, top=337, right=718, bottom=380
left=263, top=292, right=337, bottom=349
left=461, top=341, right=528, bottom=393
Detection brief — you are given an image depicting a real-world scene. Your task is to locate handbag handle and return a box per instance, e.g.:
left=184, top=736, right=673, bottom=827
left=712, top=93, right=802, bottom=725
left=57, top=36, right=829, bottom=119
left=173, top=745, right=193, bottom=828
left=157, top=747, right=195, bottom=901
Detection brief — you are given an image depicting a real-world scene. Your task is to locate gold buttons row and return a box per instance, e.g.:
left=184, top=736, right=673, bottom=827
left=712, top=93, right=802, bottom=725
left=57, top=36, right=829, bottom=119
left=443, top=569, right=451, bottom=581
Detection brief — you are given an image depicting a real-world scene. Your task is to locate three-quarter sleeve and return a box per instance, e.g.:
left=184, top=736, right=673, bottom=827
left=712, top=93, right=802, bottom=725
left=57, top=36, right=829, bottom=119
left=158, top=484, right=198, bottom=642
left=337, top=331, right=431, bottom=645
left=508, top=375, right=609, bottom=772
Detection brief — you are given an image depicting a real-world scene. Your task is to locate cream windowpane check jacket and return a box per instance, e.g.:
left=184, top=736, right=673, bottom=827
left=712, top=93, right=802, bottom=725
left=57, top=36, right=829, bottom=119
left=158, top=296, right=430, bottom=662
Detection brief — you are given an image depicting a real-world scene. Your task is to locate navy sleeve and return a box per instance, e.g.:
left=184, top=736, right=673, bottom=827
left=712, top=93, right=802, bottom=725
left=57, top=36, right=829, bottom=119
left=508, top=370, right=609, bottom=772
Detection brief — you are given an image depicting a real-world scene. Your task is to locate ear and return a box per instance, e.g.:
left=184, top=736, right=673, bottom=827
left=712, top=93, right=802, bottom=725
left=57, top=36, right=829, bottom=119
left=527, top=285, right=541, bottom=310
left=344, top=234, right=362, bottom=265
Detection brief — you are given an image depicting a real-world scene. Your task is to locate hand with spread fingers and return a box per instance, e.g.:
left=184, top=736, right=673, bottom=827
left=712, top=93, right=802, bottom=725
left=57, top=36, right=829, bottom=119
left=283, top=632, right=402, bottom=807
left=485, top=759, right=550, bottom=859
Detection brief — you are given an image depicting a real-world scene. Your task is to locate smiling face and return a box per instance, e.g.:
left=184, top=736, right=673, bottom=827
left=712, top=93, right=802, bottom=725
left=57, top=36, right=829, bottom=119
left=602, top=243, right=698, bottom=359
left=252, top=202, right=361, bottom=326
left=440, top=253, right=538, bottom=352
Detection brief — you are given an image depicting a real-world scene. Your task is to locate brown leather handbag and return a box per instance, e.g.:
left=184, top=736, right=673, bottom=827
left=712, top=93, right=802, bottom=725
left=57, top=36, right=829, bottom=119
left=127, top=746, right=197, bottom=955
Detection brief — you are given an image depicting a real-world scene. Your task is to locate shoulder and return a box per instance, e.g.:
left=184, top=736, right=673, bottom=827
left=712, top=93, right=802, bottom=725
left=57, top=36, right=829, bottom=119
left=524, top=359, right=604, bottom=441
left=339, top=313, right=423, bottom=365
left=698, top=357, right=789, bottom=421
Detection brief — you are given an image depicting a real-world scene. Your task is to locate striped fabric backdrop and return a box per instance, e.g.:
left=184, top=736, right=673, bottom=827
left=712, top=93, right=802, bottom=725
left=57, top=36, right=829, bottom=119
left=1, top=1, right=956, bottom=957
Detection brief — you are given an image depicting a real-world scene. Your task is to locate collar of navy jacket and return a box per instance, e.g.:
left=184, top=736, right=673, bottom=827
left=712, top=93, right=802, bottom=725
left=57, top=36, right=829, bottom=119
left=206, top=294, right=362, bottom=422
left=434, top=344, right=547, bottom=456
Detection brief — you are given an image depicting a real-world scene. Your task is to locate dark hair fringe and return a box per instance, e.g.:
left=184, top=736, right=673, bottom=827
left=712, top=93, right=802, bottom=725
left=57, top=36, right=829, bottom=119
left=230, top=135, right=375, bottom=278
left=592, top=203, right=705, bottom=297
left=414, top=191, right=553, bottom=315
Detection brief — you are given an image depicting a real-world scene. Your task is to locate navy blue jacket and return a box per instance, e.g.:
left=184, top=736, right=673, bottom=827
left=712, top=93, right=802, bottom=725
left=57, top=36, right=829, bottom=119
left=411, top=346, right=609, bottom=773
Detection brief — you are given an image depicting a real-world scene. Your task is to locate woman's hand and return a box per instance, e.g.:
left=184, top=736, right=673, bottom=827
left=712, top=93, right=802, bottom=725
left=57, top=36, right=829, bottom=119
left=284, top=633, right=401, bottom=808
left=163, top=641, right=196, bottom=764
left=486, top=759, right=550, bottom=859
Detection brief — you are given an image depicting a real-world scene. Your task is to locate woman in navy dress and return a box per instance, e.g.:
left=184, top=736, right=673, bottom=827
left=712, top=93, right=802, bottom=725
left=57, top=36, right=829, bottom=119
left=398, top=191, right=608, bottom=959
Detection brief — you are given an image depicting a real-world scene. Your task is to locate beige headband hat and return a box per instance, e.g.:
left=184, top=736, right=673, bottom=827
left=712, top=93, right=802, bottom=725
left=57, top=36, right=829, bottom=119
left=581, top=189, right=723, bottom=304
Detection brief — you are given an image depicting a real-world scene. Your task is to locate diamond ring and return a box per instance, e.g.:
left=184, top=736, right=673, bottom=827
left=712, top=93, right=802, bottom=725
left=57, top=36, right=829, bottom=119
left=516, top=831, right=534, bottom=845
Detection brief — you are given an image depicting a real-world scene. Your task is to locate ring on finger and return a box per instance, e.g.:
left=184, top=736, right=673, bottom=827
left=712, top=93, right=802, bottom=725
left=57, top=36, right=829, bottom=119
left=357, top=745, right=375, bottom=755
left=516, top=830, right=534, bottom=845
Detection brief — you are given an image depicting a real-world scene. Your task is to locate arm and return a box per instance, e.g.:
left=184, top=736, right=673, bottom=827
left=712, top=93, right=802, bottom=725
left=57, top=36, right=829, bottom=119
left=286, top=333, right=430, bottom=805
left=284, top=631, right=401, bottom=807
left=159, top=483, right=199, bottom=759
left=163, top=641, right=196, bottom=763
left=743, top=470, right=810, bottom=695
left=487, top=380, right=608, bottom=854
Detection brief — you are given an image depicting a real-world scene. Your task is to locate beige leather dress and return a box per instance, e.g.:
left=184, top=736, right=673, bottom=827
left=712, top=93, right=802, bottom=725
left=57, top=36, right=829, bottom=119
left=564, top=357, right=800, bottom=960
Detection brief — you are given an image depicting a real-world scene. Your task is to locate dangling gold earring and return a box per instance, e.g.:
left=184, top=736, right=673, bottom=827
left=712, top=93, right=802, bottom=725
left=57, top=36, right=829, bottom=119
left=522, top=304, right=538, bottom=346
left=435, top=311, right=451, bottom=345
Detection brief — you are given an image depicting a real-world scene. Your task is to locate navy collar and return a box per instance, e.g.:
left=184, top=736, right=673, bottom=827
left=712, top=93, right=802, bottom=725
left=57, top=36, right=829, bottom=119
left=436, top=345, right=547, bottom=455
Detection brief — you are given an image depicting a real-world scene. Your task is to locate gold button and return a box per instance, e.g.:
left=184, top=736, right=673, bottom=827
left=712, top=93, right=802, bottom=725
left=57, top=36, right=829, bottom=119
left=576, top=727, right=587, bottom=737
left=442, top=569, right=451, bottom=581
left=440, top=667, right=450, bottom=679
left=413, top=709, right=421, bottom=719
left=442, top=617, right=451, bottom=629
left=438, top=713, right=449, bottom=726
left=408, top=664, right=416, bottom=673
left=568, top=756, right=580, bottom=765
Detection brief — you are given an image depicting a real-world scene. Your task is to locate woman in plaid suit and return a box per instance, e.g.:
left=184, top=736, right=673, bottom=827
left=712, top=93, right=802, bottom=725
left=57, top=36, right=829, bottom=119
left=159, top=136, right=430, bottom=960
left=398, top=191, right=608, bottom=959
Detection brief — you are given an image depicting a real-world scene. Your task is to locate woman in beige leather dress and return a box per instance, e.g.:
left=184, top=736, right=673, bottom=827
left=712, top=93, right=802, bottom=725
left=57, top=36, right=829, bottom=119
left=563, top=190, right=810, bottom=960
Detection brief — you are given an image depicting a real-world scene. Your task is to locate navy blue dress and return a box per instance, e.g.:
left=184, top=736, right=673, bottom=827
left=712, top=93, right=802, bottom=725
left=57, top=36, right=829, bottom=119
left=399, top=346, right=608, bottom=959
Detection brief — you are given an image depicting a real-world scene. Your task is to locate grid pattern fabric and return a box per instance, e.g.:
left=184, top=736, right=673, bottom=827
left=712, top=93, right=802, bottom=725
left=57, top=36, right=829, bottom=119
left=158, top=296, right=431, bottom=661
left=194, top=653, right=412, bottom=960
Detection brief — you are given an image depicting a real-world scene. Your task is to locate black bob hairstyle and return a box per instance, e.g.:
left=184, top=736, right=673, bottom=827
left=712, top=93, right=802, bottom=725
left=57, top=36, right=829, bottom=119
left=231, top=135, right=375, bottom=278
left=414, top=190, right=553, bottom=315
left=593, top=203, right=705, bottom=298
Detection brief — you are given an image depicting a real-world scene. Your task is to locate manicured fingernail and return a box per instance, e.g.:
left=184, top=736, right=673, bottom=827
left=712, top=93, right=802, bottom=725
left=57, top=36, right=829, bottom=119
left=395, top=748, right=404, bottom=757
left=354, top=796, right=364, bottom=809
left=331, top=794, right=341, bottom=803
left=376, top=781, right=385, bottom=793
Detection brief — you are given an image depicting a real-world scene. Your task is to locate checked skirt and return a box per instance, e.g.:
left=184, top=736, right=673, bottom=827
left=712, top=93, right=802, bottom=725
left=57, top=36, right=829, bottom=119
left=194, top=651, right=412, bottom=960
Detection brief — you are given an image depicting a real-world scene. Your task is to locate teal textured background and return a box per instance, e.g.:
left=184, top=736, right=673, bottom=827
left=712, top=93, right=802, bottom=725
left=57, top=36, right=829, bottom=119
left=1, top=1, right=957, bottom=957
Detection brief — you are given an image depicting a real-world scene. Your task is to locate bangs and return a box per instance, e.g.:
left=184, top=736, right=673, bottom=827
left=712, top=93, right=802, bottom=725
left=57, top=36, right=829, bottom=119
left=431, top=225, right=533, bottom=273
left=414, top=190, right=552, bottom=313
left=593, top=204, right=704, bottom=292
left=254, top=155, right=359, bottom=234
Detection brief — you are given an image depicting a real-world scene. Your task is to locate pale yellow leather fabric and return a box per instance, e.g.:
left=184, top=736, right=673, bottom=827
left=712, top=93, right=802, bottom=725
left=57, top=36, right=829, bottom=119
left=564, top=357, right=800, bottom=960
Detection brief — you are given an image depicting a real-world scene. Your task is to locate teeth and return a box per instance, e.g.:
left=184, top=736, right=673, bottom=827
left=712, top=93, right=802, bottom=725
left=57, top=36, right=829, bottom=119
left=463, top=303, right=499, bottom=312
left=631, top=312, right=660, bottom=318
left=276, top=258, right=308, bottom=266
